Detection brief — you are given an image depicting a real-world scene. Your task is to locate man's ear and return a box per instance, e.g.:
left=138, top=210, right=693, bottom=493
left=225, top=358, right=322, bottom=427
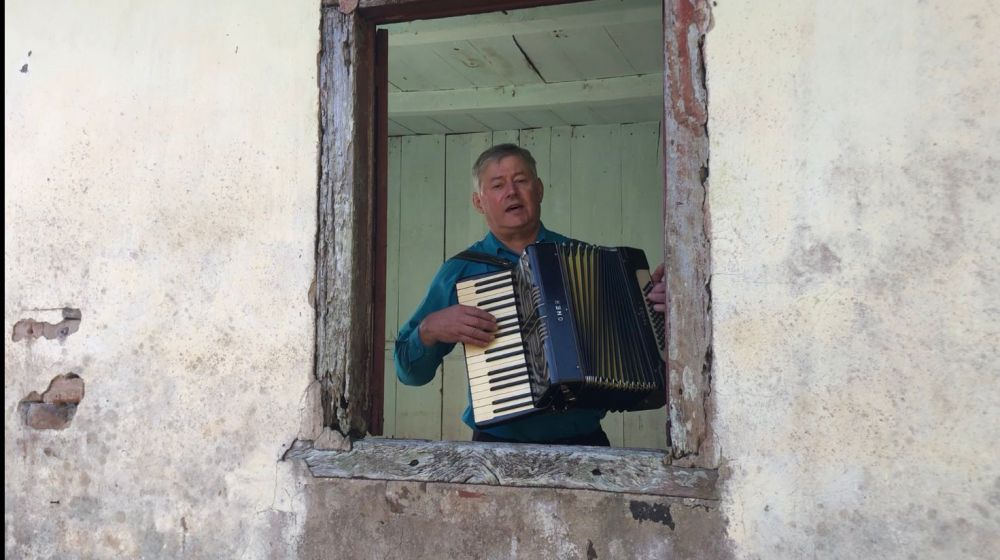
left=472, top=191, right=484, bottom=214
left=536, top=178, right=544, bottom=203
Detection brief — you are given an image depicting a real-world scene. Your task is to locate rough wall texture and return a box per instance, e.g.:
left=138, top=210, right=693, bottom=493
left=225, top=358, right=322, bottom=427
left=707, top=1, right=1000, bottom=558
left=300, top=476, right=725, bottom=560
left=5, top=1, right=320, bottom=557
left=6, top=0, right=999, bottom=558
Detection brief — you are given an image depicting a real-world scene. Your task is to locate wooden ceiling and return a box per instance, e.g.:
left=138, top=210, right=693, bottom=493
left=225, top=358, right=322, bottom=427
left=381, top=0, right=664, bottom=136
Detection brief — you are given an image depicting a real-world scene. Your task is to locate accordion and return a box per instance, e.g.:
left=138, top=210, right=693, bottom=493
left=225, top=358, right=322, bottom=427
left=456, top=241, right=666, bottom=428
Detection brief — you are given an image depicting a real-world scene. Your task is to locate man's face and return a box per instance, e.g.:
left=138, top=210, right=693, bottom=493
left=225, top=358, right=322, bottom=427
left=473, top=155, right=544, bottom=238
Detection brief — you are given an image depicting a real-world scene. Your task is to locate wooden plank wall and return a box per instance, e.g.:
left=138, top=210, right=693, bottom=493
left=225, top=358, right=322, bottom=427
left=384, top=122, right=666, bottom=449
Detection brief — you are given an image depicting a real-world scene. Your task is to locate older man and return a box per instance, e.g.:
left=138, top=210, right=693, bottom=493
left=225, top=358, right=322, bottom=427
left=394, top=144, right=665, bottom=445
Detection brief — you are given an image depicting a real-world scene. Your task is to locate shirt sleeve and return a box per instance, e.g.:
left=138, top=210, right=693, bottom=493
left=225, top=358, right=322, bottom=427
left=394, top=262, right=462, bottom=386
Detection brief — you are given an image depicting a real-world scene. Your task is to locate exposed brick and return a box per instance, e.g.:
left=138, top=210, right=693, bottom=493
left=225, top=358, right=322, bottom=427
left=18, top=374, right=85, bottom=430
left=42, top=374, right=85, bottom=405
left=11, top=308, right=82, bottom=342
left=20, top=402, right=77, bottom=430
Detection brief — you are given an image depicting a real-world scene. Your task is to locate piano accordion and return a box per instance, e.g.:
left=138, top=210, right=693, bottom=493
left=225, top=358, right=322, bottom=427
left=456, top=241, right=666, bottom=428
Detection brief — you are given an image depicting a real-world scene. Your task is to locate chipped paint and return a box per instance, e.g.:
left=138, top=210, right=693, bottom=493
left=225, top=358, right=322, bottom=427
left=12, top=308, right=82, bottom=342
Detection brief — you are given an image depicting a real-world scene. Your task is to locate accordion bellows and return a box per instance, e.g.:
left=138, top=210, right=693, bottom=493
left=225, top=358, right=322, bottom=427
left=457, top=241, right=667, bottom=428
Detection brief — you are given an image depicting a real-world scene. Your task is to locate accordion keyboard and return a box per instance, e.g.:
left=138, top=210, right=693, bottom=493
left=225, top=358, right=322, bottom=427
left=456, top=270, right=537, bottom=426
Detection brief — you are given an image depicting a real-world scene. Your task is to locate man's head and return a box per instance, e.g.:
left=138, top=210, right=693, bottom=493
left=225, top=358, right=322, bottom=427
left=472, top=144, right=544, bottom=241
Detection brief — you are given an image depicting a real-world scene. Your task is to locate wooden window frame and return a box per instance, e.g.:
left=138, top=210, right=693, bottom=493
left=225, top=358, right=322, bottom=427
left=297, top=0, right=714, bottom=497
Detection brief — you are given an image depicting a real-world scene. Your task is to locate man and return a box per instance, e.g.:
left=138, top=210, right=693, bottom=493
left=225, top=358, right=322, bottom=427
left=394, top=144, right=666, bottom=445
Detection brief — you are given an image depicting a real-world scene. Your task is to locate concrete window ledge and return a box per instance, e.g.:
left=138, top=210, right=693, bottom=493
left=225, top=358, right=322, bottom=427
left=285, top=439, right=718, bottom=499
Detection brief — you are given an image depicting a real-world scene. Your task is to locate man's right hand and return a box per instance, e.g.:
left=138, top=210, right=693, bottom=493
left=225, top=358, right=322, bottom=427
left=418, top=304, right=497, bottom=347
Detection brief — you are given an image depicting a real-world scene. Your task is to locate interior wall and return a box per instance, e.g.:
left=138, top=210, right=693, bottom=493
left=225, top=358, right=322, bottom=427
left=383, top=123, right=668, bottom=449
left=707, top=1, right=1000, bottom=557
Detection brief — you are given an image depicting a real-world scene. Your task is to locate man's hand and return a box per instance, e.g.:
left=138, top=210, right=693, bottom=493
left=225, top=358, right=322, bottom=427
left=646, top=263, right=666, bottom=313
left=419, top=304, right=497, bottom=347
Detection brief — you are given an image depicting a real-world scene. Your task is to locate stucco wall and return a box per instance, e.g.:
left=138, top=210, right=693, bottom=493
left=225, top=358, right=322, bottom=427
left=6, top=0, right=999, bottom=559
left=5, top=2, right=320, bottom=557
left=708, top=1, right=1000, bottom=558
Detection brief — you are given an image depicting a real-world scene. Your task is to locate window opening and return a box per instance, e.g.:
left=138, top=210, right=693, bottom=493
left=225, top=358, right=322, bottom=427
left=377, top=0, right=669, bottom=449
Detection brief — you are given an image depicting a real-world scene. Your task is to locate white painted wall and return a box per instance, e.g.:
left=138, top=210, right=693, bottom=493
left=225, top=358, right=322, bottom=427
left=708, top=1, right=1000, bottom=557
left=5, top=0, right=998, bottom=558
left=5, top=2, right=319, bottom=557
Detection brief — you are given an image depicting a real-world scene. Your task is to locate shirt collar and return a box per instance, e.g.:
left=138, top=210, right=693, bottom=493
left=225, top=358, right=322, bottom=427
left=485, top=223, right=552, bottom=257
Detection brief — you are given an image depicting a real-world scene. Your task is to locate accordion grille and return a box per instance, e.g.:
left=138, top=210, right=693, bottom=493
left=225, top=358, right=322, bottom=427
left=559, top=242, right=662, bottom=406
left=514, top=253, right=550, bottom=403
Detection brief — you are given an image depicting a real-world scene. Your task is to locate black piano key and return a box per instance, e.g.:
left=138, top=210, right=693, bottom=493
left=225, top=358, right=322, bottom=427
left=494, top=327, right=520, bottom=338
left=487, top=363, right=527, bottom=376
left=488, top=371, right=529, bottom=384
left=473, top=273, right=510, bottom=287
left=490, top=379, right=528, bottom=391
left=482, top=302, right=515, bottom=314
left=492, top=401, right=534, bottom=415
left=484, top=342, right=522, bottom=355
left=475, top=281, right=513, bottom=294
left=476, top=293, right=515, bottom=307
left=485, top=349, right=524, bottom=362
left=492, top=392, right=530, bottom=406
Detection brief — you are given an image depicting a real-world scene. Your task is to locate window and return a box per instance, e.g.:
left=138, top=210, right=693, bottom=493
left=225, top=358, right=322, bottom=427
left=379, top=1, right=668, bottom=448
left=296, top=0, right=714, bottom=495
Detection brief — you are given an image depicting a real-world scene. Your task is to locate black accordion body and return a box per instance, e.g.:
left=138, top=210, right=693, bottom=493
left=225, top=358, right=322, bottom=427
left=456, top=241, right=666, bottom=428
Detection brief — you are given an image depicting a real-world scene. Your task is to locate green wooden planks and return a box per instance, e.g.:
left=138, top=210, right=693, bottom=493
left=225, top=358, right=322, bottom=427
left=569, top=125, right=623, bottom=243
left=389, top=44, right=472, bottom=91
left=542, top=126, right=573, bottom=236
left=441, top=133, right=494, bottom=441
left=383, top=123, right=666, bottom=449
left=490, top=129, right=520, bottom=146
left=394, top=135, right=446, bottom=440
left=620, top=122, right=668, bottom=450
left=567, top=124, right=624, bottom=446
left=382, top=137, right=403, bottom=437
left=511, top=28, right=634, bottom=83
left=440, top=352, right=471, bottom=441
left=445, top=133, right=493, bottom=257
left=519, top=128, right=552, bottom=227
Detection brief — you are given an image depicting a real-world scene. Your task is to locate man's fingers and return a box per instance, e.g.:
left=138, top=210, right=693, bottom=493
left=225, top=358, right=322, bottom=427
left=651, top=263, right=665, bottom=283
left=461, top=325, right=494, bottom=346
left=460, top=305, right=497, bottom=323
left=466, top=316, right=498, bottom=333
left=456, top=305, right=497, bottom=332
left=646, top=283, right=666, bottom=304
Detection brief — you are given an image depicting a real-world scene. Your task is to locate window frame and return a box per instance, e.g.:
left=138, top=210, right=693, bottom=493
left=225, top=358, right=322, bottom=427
left=304, top=0, right=714, bottom=495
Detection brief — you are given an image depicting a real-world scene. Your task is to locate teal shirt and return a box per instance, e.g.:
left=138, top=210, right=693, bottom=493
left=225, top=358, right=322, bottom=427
left=394, top=224, right=606, bottom=442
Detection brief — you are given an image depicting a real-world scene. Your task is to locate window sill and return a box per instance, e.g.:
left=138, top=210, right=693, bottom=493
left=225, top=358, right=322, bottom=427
left=285, top=438, right=718, bottom=499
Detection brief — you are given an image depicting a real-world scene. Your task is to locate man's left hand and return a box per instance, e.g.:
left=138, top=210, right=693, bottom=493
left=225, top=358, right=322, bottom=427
left=646, top=263, right=666, bottom=313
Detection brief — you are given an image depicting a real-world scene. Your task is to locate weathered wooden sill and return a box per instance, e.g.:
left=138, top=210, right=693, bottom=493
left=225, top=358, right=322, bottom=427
left=285, top=439, right=718, bottom=500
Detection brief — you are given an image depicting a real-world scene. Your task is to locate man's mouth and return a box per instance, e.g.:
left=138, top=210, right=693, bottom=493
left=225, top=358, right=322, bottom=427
left=505, top=203, right=524, bottom=213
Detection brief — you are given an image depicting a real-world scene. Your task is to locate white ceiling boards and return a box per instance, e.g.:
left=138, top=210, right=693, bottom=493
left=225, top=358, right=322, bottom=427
left=380, top=0, right=664, bottom=136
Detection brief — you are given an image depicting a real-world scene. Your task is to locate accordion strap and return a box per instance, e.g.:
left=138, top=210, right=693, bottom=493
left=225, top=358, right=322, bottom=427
left=451, top=250, right=516, bottom=270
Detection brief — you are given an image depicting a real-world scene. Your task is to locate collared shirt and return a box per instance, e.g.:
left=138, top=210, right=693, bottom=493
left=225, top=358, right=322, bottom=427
left=394, top=224, right=606, bottom=442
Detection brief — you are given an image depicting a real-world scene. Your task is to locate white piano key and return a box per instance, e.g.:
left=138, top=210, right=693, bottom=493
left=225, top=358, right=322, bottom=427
left=466, top=350, right=525, bottom=369
left=464, top=332, right=523, bottom=358
left=471, top=384, right=530, bottom=401
left=475, top=399, right=536, bottom=422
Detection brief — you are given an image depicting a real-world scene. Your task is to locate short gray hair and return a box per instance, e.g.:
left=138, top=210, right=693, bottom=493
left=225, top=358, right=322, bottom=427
left=472, top=144, right=538, bottom=191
